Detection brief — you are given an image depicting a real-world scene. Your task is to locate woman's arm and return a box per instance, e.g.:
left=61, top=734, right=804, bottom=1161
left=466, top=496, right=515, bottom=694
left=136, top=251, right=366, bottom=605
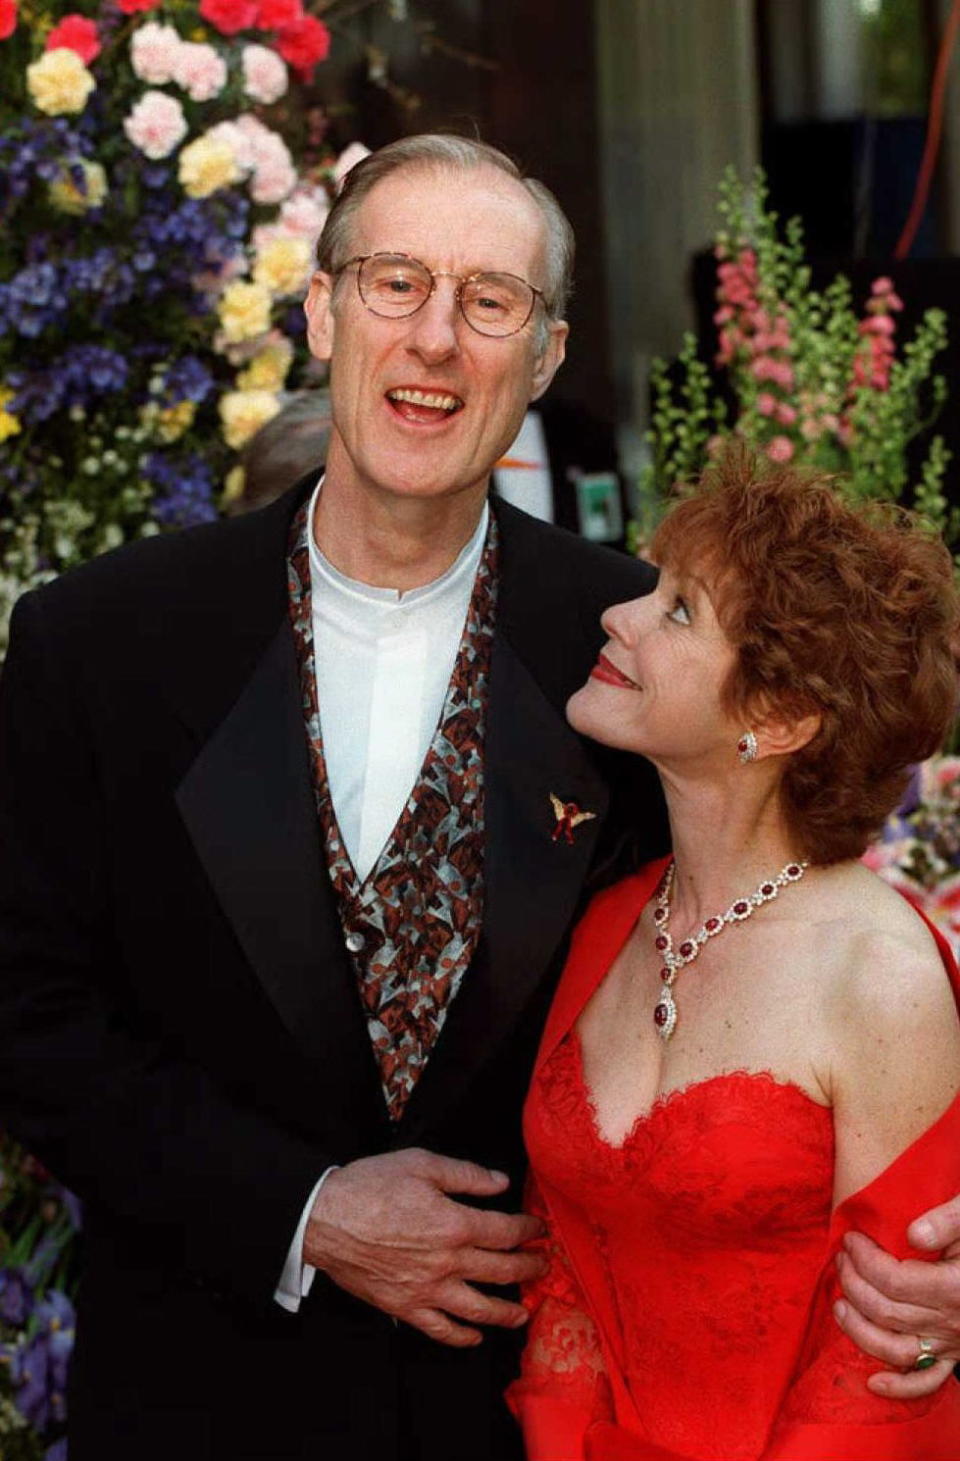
left=829, top=923, right=960, bottom=1396
left=770, top=923, right=960, bottom=1444
left=506, top=1175, right=613, bottom=1461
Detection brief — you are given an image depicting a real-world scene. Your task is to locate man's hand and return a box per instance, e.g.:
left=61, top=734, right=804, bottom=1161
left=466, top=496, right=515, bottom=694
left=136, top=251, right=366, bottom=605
left=834, top=1195, right=960, bottom=1397
left=303, top=1148, right=546, bottom=1348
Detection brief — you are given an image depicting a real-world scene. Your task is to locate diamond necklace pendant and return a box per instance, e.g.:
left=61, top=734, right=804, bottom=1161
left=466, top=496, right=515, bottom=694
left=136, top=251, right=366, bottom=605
left=651, top=857, right=808, bottom=1042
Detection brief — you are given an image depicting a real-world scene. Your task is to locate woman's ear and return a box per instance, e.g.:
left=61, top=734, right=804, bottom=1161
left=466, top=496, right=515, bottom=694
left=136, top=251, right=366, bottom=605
left=753, top=706, right=822, bottom=760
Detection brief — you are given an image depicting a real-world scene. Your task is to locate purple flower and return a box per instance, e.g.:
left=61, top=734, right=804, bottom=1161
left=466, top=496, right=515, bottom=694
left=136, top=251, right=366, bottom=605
left=10, top=1331, right=50, bottom=1432
left=145, top=451, right=218, bottom=528
left=0, top=1268, right=33, bottom=1327
left=163, top=354, right=215, bottom=406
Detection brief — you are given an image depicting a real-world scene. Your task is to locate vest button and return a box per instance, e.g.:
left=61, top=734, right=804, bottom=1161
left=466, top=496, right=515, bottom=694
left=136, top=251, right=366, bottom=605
left=345, top=930, right=366, bottom=954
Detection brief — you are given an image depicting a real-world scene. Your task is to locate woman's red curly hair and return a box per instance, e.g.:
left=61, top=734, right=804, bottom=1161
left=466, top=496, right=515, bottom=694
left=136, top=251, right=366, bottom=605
left=651, top=444, right=960, bottom=865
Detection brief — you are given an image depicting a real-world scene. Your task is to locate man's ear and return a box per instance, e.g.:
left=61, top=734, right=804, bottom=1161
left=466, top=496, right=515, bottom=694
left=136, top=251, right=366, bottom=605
left=304, top=272, right=336, bottom=362
left=529, top=320, right=568, bottom=402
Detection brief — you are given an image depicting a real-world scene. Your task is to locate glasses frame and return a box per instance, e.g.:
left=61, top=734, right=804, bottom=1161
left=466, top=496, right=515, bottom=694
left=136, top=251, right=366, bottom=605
left=337, top=252, right=545, bottom=338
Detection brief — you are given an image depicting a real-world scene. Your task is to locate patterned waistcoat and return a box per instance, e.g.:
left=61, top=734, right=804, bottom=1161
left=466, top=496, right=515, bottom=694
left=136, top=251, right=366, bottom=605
left=287, top=501, right=498, bottom=1121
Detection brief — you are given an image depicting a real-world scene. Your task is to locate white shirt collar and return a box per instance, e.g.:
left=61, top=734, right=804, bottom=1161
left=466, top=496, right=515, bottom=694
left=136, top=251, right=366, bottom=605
left=306, top=474, right=489, bottom=611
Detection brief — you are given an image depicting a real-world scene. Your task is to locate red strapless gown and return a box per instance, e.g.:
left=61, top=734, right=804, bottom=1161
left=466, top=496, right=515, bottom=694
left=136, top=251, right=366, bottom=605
left=507, top=859, right=960, bottom=1460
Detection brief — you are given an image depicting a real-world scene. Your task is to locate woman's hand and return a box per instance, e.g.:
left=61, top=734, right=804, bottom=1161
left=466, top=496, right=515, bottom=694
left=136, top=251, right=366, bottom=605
left=834, top=1197, right=960, bottom=1397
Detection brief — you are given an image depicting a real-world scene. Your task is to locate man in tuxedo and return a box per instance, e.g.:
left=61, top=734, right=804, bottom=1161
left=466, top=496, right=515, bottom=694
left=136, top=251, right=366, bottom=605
left=0, top=136, right=667, bottom=1459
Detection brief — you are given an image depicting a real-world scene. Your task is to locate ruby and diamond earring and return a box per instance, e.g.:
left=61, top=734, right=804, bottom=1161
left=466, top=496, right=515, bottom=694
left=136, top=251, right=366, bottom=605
left=736, top=731, right=758, bottom=764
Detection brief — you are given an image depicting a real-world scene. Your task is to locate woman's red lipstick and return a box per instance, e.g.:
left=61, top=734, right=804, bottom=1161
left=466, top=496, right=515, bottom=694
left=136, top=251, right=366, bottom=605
left=590, top=653, right=640, bottom=690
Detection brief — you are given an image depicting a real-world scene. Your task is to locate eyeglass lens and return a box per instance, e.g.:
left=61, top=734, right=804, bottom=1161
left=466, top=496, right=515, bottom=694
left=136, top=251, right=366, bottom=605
left=356, top=255, right=534, bottom=336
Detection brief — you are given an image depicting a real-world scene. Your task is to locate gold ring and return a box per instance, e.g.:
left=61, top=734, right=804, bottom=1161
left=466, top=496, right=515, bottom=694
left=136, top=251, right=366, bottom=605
left=914, top=1337, right=938, bottom=1371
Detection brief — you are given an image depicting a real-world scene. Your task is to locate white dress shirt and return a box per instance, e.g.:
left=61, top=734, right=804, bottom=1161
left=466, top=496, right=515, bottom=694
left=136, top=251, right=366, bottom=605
left=274, top=478, right=489, bottom=1310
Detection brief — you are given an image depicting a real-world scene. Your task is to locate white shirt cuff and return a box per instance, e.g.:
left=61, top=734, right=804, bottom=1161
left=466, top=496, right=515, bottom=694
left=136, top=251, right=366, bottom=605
left=273, top=1166, right=339, bottom=1313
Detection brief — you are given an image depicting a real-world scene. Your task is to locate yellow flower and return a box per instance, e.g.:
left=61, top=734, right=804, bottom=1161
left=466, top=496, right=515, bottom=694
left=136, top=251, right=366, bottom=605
left=178, top=135, right=241, bottom=200
left=236, top=337, right=294, bottom=392
left=218, top=280, right=273, bottom=344
left=0, top=389, right=21, bottom=443
left=222, top=465, right=246, bottom=505
left=253, top=236, right=312, bottom=299
left=219, top=389, right=281, bottom=450
left=157, top=400, right=196, bottom=442
left=27, top=49, right=96, bottom=116
left=48, top=159, right=108, bottom=215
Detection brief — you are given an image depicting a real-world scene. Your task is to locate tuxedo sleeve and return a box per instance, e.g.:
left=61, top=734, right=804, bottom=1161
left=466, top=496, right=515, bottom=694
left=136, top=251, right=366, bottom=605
left=0, top=591, right=332, bottom=1307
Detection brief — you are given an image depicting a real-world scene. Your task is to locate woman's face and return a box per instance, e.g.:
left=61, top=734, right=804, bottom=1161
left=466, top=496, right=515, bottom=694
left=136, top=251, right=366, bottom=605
left=567, top=562, right=743, bottom=771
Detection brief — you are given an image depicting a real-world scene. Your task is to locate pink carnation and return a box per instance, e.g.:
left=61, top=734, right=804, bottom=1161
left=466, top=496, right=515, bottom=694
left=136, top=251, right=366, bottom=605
left=199, top=0, right=258, bottom=35
left=279, top=188, right=328, bottom=241
left=45, top=14, right=100, bottom=61
left=0, top=0, right=17, bottom=39
left=234, top=115, right=296, bottom=202
left=123, top=89, right=188, bottom=159
left=250, top=153, right=297, bottom=204
left=766, top=435, right=795, bottom=463
left=755, top=392, right=777, bottom=417
left=208, top=119, right=256, bottom=171
left=775, top=402, right=797, bottom=426
left=241, top=42, right=288, bottom=103
left=173, top=41, right=227, bottom=101
left=130, top=21, right=182, bottom=84
left=333, top=141, right=370, bottom=189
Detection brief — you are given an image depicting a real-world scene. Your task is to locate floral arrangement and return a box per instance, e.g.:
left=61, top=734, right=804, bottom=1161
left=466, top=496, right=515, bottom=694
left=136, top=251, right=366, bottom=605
left=636, top=167, right=954, bottom=552
left=0, top=1137, right=80, bottom=1460
left=864, top=757, right=960, bottom=961
left=0, top=0, right=379, bottom=654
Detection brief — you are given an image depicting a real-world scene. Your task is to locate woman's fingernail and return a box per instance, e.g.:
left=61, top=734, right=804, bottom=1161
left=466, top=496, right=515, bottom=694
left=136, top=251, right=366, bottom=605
left=833, top=1300, right=847, bottom=1323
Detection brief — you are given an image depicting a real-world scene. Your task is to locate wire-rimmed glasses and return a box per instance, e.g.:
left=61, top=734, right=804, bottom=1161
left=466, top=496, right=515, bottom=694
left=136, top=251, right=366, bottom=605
left=338, top=252, right=544, bottom=338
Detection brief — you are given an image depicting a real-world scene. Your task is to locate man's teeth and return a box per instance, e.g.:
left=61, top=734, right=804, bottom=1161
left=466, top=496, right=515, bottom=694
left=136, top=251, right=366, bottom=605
left=387, top=388, right=462, bottom=412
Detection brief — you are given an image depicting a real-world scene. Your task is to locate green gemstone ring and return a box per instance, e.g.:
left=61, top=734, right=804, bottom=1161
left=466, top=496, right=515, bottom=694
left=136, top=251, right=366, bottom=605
left=914, top=1338, right=937, bottom=1371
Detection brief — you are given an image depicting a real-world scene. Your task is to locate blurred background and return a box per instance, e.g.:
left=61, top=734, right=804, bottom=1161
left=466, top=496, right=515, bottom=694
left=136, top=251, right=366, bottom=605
left=310, top=0, right=960, bottom=526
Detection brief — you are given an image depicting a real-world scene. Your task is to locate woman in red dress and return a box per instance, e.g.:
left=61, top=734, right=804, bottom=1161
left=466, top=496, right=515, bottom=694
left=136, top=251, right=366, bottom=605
left=508, top=450, right=960, bottom=1460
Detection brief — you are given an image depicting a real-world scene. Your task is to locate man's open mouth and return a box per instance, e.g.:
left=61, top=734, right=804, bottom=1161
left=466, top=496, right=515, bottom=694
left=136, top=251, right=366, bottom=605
left=386, top=388, right=465, bottom=423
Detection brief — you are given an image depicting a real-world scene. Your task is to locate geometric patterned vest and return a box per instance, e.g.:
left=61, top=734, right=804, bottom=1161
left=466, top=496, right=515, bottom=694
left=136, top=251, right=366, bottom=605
left=287, top=499, right=498, bottom=1121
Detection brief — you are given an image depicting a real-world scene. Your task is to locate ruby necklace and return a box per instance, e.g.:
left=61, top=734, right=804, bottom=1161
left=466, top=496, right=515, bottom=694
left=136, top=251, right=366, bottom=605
left=651, top=857, right=808, bottom=1041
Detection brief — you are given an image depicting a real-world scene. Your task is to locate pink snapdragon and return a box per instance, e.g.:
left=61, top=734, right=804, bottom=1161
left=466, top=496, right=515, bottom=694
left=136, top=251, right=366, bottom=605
left=767, top=435, right=795, bottom=463
left=852, top=276, right=904, bottom=394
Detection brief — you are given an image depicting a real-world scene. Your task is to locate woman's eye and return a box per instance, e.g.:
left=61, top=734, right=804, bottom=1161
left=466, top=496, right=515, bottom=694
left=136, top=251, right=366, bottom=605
left=667, top=597, right=691, bottom=625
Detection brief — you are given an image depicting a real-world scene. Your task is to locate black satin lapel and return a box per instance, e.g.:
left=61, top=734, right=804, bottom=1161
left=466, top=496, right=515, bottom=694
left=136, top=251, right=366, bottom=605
left=399, top=635, right=608, bottom=1139
left=175, top=622, right=388, bottom=1137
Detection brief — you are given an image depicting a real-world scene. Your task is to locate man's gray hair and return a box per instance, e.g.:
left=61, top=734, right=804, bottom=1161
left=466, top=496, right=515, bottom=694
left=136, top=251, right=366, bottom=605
left=316, top=134, right=574, bottom=323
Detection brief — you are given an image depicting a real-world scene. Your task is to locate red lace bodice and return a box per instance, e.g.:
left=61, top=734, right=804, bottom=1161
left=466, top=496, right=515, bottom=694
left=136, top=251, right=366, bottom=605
left=507, top=864, right=960, bottom=1461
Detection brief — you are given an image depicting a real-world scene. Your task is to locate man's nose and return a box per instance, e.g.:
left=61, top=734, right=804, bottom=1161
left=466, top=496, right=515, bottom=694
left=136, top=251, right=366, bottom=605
left=405, top=282, right=461, bottom=362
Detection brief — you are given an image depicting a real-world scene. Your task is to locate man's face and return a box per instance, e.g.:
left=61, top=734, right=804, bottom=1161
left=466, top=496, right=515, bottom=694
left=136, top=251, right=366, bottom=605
left=304, top=165, right=567, bottom=508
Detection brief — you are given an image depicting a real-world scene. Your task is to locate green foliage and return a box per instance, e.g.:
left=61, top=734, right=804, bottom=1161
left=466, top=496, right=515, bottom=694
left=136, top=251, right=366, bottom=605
left=640, top=167, right=953, bottom=562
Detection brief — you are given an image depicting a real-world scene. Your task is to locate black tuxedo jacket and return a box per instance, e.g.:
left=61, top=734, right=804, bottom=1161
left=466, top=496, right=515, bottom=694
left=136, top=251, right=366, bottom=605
left=0, top=482, right=666, bottom=1460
